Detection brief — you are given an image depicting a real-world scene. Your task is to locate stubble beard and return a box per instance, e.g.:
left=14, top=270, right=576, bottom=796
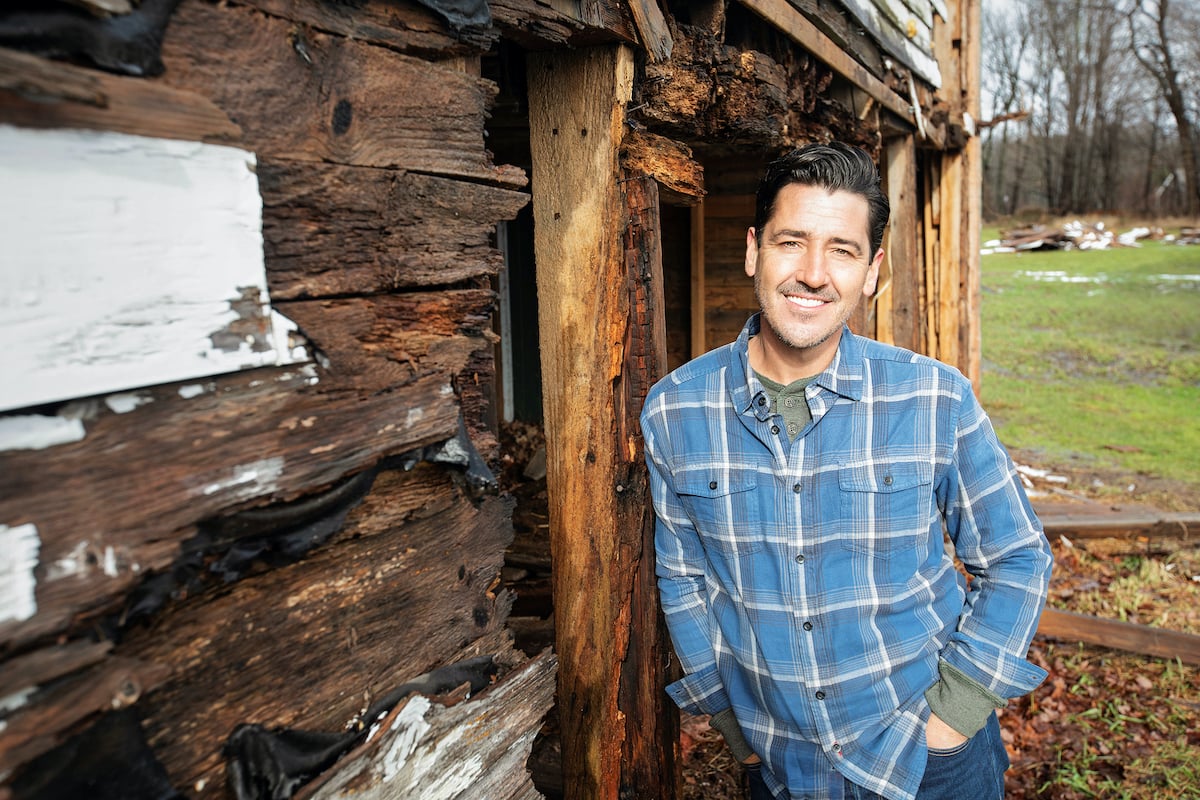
left=754, top=275, right=847, bottom=353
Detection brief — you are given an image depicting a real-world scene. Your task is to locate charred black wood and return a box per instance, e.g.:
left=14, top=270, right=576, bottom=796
left=10, top=708, right=183, bottom=800
left=0, top=0, right=181, bottom=76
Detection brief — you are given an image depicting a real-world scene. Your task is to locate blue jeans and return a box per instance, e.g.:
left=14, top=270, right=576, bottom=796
left=746, top=714, right=1008, bottom=800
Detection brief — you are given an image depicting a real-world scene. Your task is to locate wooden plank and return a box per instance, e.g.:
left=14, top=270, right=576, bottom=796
left=236, top=0, right=497, bottom=55
left=737, top=0, right=915, bottom=121
left=936, top=152, right=961, bottom=370
left=829, top=0, right=942, bottom=85
left=529, top=44, right=677, bottom=800
left=0, top=291, right=494, bottom=650
left=1040, top=512, right=1199, bottom=542
left=121, top=473, right=520, bottom=796
left=626, top=0, right=673, bottom=62
left=1038, top=608, right=1200, bottom=666
left=158, top=0, right=524, bottom=186
left=0, top=46, right=242, bottom=143
left=616, top=175, right=679, bottom=800
left=301, top=651, right=557, bottom=800
left=0, top=125, right=306, bottom=413
left=690, top=202, right=707, bottom=358
left=881, top=135, right=921, bottom=353
left=259, top=161, right=529, bottom=300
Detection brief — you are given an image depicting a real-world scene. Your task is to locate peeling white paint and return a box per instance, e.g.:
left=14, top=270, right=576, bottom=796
left=0, top=414, right=86, bottom=451
left=178, top=383, right=209, bottom=399
left=0, top=523, right=40, bottom=624
left=104, top=392, right=153, bottom=414
left=0, top=687, right=35, bottom=714
left=381, top=697, right=433, bottom=783
left=0, top=124, right=310, bottom=413
left=47, top=540, right=91, bottom=581
left=376, top=697, right=484, bottom=797
left=201, top=457, right=284, bottom=500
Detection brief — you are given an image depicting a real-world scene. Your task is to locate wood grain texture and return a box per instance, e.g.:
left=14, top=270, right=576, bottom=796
left=0, top=290, right=497, bottom=651
left=530, top=44, right=666, bottom=800
left=119, top=468, right=518, bottom=796
left=259, top=161, right=529, bottom=300
left=158, top=1, right=524, bottom=185
left=301, top=650, right=557, bottom=800
left=0, top=46, right=242, bottom=143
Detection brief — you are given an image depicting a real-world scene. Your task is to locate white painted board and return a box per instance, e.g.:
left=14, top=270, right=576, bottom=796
left=0, top=124, right=308, bottom=413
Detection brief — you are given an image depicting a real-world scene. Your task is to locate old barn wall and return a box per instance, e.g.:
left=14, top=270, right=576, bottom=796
left=0, top=1, right=555, bottom=798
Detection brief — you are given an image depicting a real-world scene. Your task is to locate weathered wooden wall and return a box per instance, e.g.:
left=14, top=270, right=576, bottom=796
left=0, top=1, right=558, bottom=797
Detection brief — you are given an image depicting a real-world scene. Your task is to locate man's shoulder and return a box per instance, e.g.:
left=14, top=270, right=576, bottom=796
left=646, top=343, right=736, bottom=406
left=854, top=334, right=970, bottom=385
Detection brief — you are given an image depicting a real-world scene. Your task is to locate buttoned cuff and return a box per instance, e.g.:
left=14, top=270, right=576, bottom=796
left=665, top=663, right=731, bottom=716
left=925, top=660, right=1005, bottom=738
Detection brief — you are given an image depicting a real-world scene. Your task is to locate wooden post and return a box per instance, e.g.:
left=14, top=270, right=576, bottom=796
left=690, top=201, right=707, bottom=358
left=882, top=136, right=922, bottom=354
left=527, top=46, right=678, bottom=800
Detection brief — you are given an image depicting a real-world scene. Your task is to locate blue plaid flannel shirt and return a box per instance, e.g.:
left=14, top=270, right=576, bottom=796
left=642, top=315, right=1052, bottom=800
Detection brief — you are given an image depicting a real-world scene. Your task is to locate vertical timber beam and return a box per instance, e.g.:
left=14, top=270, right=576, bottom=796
left=527, top=46, right=678, bottom=800
left=931, top=0, right=983, bottom=385
left=690, top=201, right=707, bottom=358
left=881, top=136, right=921, bottom=353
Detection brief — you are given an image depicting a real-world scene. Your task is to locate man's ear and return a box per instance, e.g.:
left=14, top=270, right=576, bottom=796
left=863, top=247, right=884, bottom=297
left=745, top=227, right=758, bottom=278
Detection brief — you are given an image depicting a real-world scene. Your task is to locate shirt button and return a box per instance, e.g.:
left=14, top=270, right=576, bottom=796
left=709, top=480, right=718, bottom=490
left=784, top=398, right=794, bottom=407
left=815, top=691, right=826, bottom=700
left=803, top=621, right=813, bottom=631
left=792, top=483, right=801, bottom=493
left=832, top=743, right=842, bottom=753
left=770, top=425, right=780, bottom=434
left=795, top=553, right=805, bottom=564
left=757, top=396, right=767, bottom=406
left=883, top=474, right=894, bottom=486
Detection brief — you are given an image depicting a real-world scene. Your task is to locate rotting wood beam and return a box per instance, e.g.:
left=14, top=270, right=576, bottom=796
left=736, top=0, right=914, bottom=122
left=619, top=129, right=705, bottom=205
left=1039, top=512, right=1199, bottom=543
left=528, top=44, right=676, bottom=800
left=1038, top=608, right=1200, bottom=666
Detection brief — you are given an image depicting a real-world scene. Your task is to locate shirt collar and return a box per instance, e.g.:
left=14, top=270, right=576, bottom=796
left=731, top=313, right=864, bottom=417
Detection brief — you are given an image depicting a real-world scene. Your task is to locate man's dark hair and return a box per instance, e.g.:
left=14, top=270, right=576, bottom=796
left=754, top=143, right=890, bottom=258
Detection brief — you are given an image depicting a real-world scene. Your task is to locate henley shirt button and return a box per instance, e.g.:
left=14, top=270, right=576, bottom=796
left=803, top=621, right=813, bottom=631
left=785, top=398, right=795, bottom=407
left=815, top=690, right=826, bottom=700
left=792, top=482, right=801, bottom=493
left=709, top=480, right=718, bottom=490
left=770, top=425, right=780, bottom=434
left=795, top=553, right=805, bottom=564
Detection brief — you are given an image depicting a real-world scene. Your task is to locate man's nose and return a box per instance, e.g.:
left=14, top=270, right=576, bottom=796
left=794, top=249, right=829, bottom=287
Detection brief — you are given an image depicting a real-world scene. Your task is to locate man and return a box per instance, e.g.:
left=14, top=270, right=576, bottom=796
left=640, top=143, right=1053, bottom=800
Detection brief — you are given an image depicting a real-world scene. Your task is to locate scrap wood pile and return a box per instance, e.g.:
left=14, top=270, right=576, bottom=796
left=981, top=221, right=1200, bottom=254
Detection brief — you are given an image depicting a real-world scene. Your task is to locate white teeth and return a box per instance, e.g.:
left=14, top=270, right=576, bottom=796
left=786, top=296, right=826, bottom=308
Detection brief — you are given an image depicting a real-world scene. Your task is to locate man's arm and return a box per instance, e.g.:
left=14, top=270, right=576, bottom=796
left=930, top=386, right=1054, bottom=734
left=643, top=416, right=733, bottom=719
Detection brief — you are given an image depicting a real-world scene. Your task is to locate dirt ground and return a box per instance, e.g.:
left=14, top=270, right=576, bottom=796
left=498, top=424, right=1200, bottom=799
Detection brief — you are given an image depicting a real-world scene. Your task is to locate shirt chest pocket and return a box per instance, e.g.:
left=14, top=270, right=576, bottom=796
left=838, top=461, right=935, bottom=555
left=676, top=473, right=765, bottom=555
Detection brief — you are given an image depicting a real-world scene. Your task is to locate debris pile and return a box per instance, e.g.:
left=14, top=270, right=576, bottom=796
left=980, top=221, right=1185, bottom=254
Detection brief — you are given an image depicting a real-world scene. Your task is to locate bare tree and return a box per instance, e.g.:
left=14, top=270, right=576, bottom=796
left=1128, top=0, right=1200, bottom=216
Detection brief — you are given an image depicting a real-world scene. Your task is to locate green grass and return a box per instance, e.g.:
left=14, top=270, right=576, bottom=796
left=979, top=238, right=1200, bottom=486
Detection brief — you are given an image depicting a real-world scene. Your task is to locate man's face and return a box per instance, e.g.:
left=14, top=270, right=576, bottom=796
left=745, top=183, right=883, bottom=369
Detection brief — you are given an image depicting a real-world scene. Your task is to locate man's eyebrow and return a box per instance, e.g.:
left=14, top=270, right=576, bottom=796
left=770, top=228, right=864, bottom=254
